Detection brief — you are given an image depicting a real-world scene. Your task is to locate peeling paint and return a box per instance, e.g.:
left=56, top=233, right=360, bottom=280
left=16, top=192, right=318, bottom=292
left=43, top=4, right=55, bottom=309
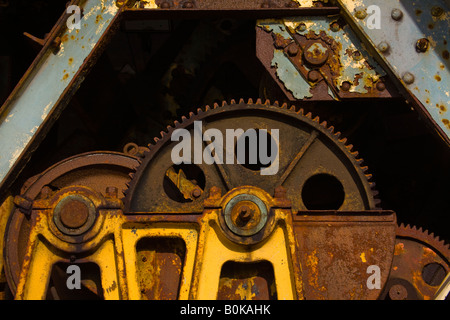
left=271, top=49, right=313, bottom=99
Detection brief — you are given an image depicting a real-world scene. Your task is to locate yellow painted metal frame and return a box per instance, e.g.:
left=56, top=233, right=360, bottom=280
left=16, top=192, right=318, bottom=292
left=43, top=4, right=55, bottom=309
left=12, top=185, right=304, bottom=300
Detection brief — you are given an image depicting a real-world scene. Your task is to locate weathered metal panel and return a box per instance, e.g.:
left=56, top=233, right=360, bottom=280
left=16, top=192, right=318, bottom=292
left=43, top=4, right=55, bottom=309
left=337, top=0, right=450, bottom=142
left=257, top=16, right=392, bottom=100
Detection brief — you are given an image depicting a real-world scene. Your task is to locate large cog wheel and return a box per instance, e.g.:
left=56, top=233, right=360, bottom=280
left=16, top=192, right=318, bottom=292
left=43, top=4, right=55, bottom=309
left=124, top=99, right=380, bottom=214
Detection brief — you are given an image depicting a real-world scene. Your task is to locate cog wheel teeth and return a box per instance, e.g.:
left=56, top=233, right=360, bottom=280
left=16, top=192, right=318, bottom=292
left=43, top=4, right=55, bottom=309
left=289, top=105, right=296, bottom=111
left=247, top=98, right=254, bottom=104
left=239, top=98, right=245, bottom=104
left=264, top=99, right=271, bottom=105
left=396, top=223, right=450, bottom=258
left=230, top=99, right=236, bottom=104
left=305, top=112, right=312, bottom=119
left=320, top=120, right=327, bottom=128
left=297, top=108, right=304, bottom=116
left=255, top=98, right=263, bottom=105
left=281, top=102, right=288, bottom=109
left=273, top=101, right=280, bottom=107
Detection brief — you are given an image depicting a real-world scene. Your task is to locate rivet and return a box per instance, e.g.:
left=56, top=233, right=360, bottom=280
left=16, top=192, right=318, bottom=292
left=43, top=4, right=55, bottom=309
left=391, top=8, right=403, bottom=21
left=402, top=72, right=415, bottom=84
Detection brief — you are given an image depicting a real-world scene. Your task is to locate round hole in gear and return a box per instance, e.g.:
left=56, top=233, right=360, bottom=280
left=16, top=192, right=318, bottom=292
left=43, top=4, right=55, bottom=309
left=235, top=129, right=278, bottom=172
left=301, top=173, right=345, bottom=210
left=422, top=262, right=446, bottom=286
left=163, top=164, right=206, bottom=203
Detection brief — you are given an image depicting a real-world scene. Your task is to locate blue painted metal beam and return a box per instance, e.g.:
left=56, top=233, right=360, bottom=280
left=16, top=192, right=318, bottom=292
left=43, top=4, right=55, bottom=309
left=0, top=0, right=122, bottom=194
left=337, top=0, right=450, bottom=144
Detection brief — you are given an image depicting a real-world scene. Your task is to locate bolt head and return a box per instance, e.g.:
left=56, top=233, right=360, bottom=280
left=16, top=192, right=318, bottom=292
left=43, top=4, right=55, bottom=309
left=340, top=81, right=351, bottom=91
left=402, top=72, right=415, bottom=84
left=377, top=42, right=390, bottom=53
left=389, top=284, right=408, bottom=300
left=330, top=21, right=340, bottom=32
left=182, top=1, right=194, bottom=8
left=106, top=186, right=118, bottom=198
left=59, top=200, right=89, bottom=229
left=287, top=43, right=299, bottom=56
left=297, top=23, right=307, bottom=32
left=191, top=188, right=202, bottom=198
left=376, top=81, right=386, bottom=91
left=303, top=40, right=329, bottom=66
left=286, top=1, right=298, bottom=8
left=355, top=8, right=367, bottom=19
left=416, top=38, right=429, bottom=52
left=352, top=50, right=362, bottom=61
left=307, top=70, right=321, bottom=83
left=160, top=1, right=170, bottom=8
left=391, top=8, right=403, bottom=21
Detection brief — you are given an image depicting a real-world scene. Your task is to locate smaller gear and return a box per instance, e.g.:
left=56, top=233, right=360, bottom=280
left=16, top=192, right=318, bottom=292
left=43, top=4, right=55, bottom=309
left=381, top=223, right=450, bottom=300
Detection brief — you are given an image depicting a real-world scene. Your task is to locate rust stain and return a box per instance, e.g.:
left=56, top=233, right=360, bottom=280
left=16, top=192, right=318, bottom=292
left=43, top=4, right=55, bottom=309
left=70, top=35, right=75, bottom=40
left=415, top=9, right=422, bottom=15
left=428, top=23, right=434, bottom=30
left=95, top=15, right=103, bottom=24
left=62, top=73, right=69, bottom=80
left=360, top=252, right=366, bottom=263
left=440, top=63, right=445, bottom=70
left=306, top=249, right=326, bottom=292
left=442, top=119, right=450, bottom=129
left=61, top=34, right=69, bottom=43
left=434, top=75, right=441, bottom=82
left=394, top=242, right=405, bottom=255
left=68, top=57, right=74, bottom=65
left=443, top=50, right=449, bottom=60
